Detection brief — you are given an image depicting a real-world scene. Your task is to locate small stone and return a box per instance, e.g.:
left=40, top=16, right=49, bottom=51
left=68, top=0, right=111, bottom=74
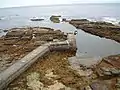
left=101, top=67, right=110, bottom=72
left=117, top=78, right=120, bottom=84
left=116, top=83, right=120, bottom=88
left=110, top=68, right=120, bottom=75
left=84, top=86, right=92, bottom=90
left=103, top=71, right=112, bottom=76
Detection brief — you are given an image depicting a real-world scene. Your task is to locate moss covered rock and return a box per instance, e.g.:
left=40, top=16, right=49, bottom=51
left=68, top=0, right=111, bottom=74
left=50, top=15, right=61, bottom=23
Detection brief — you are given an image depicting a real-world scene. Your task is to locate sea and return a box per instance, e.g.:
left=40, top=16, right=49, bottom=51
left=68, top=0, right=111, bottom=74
left=0, top=3, right=120, bottom=58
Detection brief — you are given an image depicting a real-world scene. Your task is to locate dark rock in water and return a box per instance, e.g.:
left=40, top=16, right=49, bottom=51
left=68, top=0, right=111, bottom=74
left=3, top=30, right=8, bottom=32
left=71, top=19, right=89, bottom=22
left=30, top=18, right=44, bottom=21
left=69, top=18, right=120, bottom=43
left=0, top=29, right=2, bottom=33
left=74, top=31, right=78, bottom=35
left=30, top=17, right=44, bottom=21
left=50, top=15, right=61, bottom=23
left=62, top=18, right=66, bottom=22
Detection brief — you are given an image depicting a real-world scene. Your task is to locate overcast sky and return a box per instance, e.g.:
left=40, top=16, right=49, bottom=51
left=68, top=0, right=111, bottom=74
left=0, top=0, right=119, bottom=8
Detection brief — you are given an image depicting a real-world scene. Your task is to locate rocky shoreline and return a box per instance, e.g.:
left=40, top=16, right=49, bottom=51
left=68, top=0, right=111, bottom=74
left=0, top=21, right=120, bottom=90
left=69, top=19, right=120, bottom=43
left=6, top=51, right=120, bottom=90
left=0, top=27, right=67, bottom=72
left=1, top=26, right=119, bottom=90
left=50, top=15, right=61, bottom=23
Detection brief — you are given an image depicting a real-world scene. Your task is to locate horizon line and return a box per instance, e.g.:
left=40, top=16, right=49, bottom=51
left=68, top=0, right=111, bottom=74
left=0, top=3, right=120, bottom=9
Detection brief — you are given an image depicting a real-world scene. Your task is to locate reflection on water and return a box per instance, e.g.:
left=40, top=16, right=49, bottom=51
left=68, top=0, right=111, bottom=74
left=76, top=29, right=120, bottom=57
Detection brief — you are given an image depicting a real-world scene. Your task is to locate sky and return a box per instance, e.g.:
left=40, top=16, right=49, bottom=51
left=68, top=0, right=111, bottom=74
left=0, top=0, right=120, bottom=8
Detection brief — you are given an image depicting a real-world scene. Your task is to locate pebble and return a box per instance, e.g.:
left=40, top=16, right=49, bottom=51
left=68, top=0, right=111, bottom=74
left=84, top=86, right=92, bottom=90
left=103, top=71, right=112, bottom=76
left=110, top=68, right=120, bottom=75
left=101, top=67, right=110, bottom=72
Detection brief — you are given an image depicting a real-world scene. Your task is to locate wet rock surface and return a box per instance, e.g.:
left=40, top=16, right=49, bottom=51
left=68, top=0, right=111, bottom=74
left=0, top=22, right=120, bottom=90
left=4, top=45, right=120, bottom=90
left=0, top=45, right=119, bottom=90
left=50, top=15, right=61, bottom=23
left=69, top=19, right=120, bottom=43
left=90, top=81, right=109, bottom=90
left=96, top=55, right=120, bottom=77
left=93, top=55, right=120, bottom=90
left=7, top=51, right=83, bottom=90
left=0, top=27, right=67, bottom=72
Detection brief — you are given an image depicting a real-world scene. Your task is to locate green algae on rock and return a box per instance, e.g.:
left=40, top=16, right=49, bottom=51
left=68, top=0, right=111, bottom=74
left=50, top=15, right=61, bottom=23
left=69, top=19, right=120, bottom=43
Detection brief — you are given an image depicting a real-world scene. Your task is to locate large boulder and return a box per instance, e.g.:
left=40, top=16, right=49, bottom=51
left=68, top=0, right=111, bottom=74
left=50, top=15, right=61, bottom=23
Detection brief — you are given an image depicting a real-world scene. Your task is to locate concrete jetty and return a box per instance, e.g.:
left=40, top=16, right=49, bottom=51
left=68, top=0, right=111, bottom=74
left=0, top=33, right=76, bottom=90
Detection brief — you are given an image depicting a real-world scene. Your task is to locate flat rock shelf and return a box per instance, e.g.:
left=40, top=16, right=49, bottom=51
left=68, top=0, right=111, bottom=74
left=0, top=27, right=77, bottom=90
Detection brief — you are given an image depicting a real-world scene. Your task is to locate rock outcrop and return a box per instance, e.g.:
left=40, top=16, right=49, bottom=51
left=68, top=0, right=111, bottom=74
left=50, top=15, right=61, bottom=23
left=69, top=19, right=120, bottom=43
left=0, top=27, right=67, bottom=72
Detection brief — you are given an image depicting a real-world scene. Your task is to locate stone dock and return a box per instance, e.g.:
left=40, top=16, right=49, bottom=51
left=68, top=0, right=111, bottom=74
left=0, top=27, right=77, bottom=90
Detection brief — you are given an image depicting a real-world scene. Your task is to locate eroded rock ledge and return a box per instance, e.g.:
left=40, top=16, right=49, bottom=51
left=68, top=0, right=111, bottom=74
left=0, top=26, right=77, bottom=90
left=0, top=27, right=67, bottom=72
left=69, top=19, right=120, bottom=43
left=7, top=52, right=120, bottom=90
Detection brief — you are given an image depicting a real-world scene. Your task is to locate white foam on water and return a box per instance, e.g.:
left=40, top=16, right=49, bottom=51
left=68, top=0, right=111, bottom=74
left=102, top=17, right=120, bottom=25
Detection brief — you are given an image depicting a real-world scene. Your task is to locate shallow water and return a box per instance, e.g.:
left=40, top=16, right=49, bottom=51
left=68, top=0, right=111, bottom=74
left=0, top=4, right=120, bottom=29
left=49, top=23, right=120, bottom=58
left=76, top=29, right=120, bottom=58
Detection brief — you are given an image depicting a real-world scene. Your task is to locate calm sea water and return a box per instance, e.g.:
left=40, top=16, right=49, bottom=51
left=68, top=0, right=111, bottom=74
left=0, top=4, right=120, bottom=29
left=0, top=4, right=120, bottom=57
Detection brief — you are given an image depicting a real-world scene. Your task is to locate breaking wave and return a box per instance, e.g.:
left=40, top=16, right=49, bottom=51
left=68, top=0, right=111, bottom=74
left=101, top=17, right=120, bottom=25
